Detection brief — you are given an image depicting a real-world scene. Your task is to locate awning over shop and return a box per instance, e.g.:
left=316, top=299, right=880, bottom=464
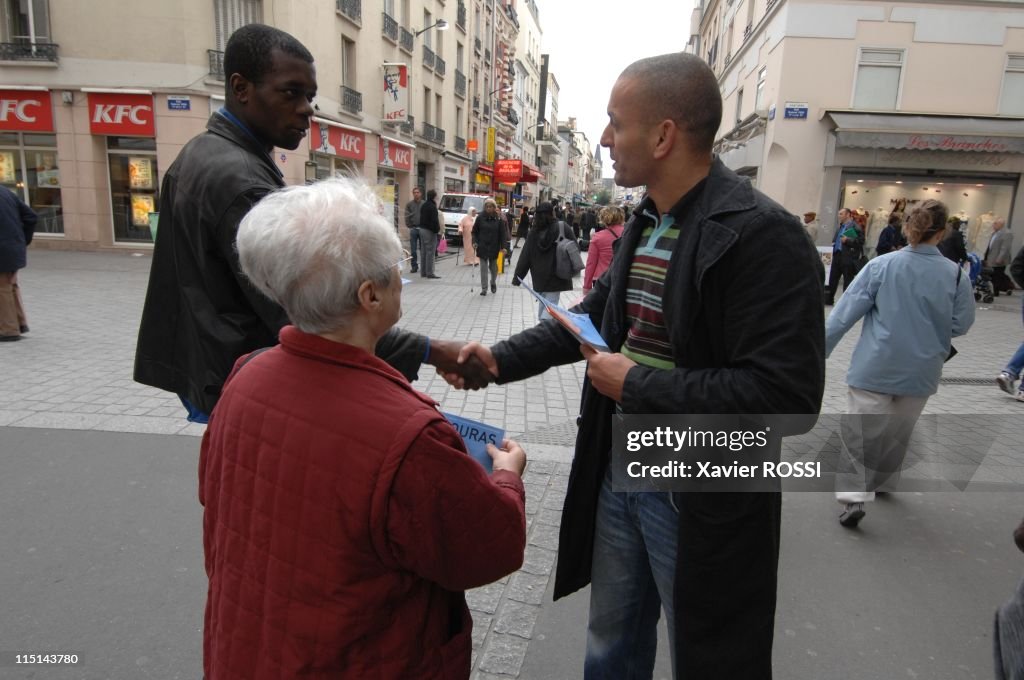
left=521, top=162, right=545, bottom=183
left=826, top=111, right=1024, bottom=153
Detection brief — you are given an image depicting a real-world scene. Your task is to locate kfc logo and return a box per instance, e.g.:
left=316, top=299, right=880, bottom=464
left=87, top=93, right=155, bottom=136
left=310, top=121, right=366, bottom=161
left=0, top=90, right=54, bottom=132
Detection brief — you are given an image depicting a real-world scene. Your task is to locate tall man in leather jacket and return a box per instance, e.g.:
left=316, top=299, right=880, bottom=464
left=135, top=25, right=481, bottom=421
left=447, top=53, right=824, bottom=679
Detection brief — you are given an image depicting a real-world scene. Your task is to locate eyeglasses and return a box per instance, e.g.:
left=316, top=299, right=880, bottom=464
left=394, top=249, right=413, bottom=273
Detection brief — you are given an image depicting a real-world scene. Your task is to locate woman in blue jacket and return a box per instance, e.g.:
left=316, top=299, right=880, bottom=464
left=826, top=199, right=976, bottom=528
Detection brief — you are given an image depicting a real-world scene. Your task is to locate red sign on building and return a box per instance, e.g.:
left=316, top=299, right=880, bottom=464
left=494, top=158, right=523, bottom=183
left=0, top=90, right=54, bottom=132
left=378, top=137, right=412, bottom=172
left=310, top=121, right=366, bottom=161
left=87, top=92, right=155, bottom=137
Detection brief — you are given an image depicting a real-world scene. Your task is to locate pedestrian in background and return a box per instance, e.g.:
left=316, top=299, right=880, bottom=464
left=404, top=186, right=423, bottom=274
left=472, top=198, right=509, bottom=296
left=825, top=207, right=865, bottom=305
left=418, top=189, right=442, bottom=279
left=876, top=213, right=908, bottom=257
left=513, top=205, right=530, bottom=251
left=511, top=202, right=572, bottom=319
left=986, top=218, right=1014, bottom=295
left=459, top=206, right=479, bottom=266
left=582, top=206, right=624, bottom=294
left=996, top=244, right=1024, bottom=402
left=826, top=199, right=975, bottom=528
left=203, top=177, right=528, bottom=679
left=0, top=187, right=37, bottom=342
left=802, top=211, right=820, bottom=244
left=937, top=217, right=967, bottom=265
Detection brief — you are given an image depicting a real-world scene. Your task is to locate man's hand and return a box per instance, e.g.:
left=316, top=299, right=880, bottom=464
left=580, top=345, right=636, bottom=403
left=488, top=438, right=527, bottom=477
left=429, top=340, right=494, bottom=390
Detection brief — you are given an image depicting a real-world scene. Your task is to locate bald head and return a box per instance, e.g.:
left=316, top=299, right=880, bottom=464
left=619, top=52, right=722, bottom=154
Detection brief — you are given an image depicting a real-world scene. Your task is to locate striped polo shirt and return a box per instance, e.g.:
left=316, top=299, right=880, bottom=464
left=621, top=211, right=680, bottom=370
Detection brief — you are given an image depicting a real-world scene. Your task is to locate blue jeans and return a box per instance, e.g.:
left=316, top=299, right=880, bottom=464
left=1005, top=301, right=1024, bottom=379
left=585, top=468, right=679, bottom=680
left=178, top=395, right=209, bottom=424
left=408, top=227, right=420, bottom=271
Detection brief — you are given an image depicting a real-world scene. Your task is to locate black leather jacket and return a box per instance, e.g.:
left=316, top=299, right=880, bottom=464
left=134, top=114, right=426, bottom=414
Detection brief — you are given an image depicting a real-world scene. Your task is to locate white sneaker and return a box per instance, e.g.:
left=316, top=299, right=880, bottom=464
left=1016, top=389, right=1024, bottom=403
left=997, top=371, right=1017, bottom=396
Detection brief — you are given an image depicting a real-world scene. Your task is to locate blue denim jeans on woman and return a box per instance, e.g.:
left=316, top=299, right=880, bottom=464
left=1004, top=301, right=1024, bottom=379
left=585, top=467, right=679, bottom=679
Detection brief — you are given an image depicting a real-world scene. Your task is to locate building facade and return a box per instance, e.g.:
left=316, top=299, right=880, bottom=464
left=0, top=0, right=549, bottom=250
left=689, top=0, right=1024, bottom=255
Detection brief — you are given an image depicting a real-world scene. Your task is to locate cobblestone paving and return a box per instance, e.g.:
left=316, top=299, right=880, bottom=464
left=4, top=248, right=1024, bottom=677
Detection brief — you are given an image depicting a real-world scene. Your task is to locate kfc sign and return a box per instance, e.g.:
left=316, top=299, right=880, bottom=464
left=0, top=90, right=54, bottom=132
left=378, top=137, right=412, bottom=172
left=310, top=121, right=366, bottom=161
left=87, top=93, right=155, bottom=136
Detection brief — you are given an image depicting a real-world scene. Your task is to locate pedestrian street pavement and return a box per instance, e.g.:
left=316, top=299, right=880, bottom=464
left=2, top=246, right=1024, bottom=678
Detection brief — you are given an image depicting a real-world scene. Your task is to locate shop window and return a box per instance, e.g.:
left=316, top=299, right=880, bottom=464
left=0, top=131, right=62, bottom=234
left=214, top=0, right=262, bottom=51
left=312, top=153, right=355, bottom=181
left=1, top=0, right=51, bottom=43
left=853, top=48, right=903, bottom=110
left=107, top=137, right=159, bottom=244
left=1000, top=54, right=1024, bottom=116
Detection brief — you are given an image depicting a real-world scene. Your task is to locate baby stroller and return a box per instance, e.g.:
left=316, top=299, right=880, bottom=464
left=967, top=253, right=994, bottom=303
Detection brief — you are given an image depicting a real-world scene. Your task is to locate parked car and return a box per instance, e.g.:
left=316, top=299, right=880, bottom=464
left=439, top=193, right=490, bottom=244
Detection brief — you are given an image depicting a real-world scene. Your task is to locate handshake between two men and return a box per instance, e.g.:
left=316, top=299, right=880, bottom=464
left=432, top=339, right=638, bottom=404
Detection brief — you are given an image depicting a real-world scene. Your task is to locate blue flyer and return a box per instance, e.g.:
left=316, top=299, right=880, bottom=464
left=442, top=412, right=505, bottom=473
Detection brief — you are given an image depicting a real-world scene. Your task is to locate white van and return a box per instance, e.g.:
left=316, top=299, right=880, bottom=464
left=439, top=193, right=490, bottom=243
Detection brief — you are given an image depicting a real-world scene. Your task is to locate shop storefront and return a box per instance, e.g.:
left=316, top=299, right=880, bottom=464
left=86, top=90, right=159, bottom=244
left=0, top=89, right=63, bottom=236
left=442, top=160, right=469, bottom=194
left=377, top=135, right=413, bottom=231
left=823, top=112, right=1024, bottom=256
left=473, top=162, right=493, bottom=193
left=493, top=158, right=543, bottom=208
left=309, top=117, right=367, bottom=180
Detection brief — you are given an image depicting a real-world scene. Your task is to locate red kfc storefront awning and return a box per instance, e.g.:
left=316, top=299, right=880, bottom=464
left=85, top=90, right=155, bottom=137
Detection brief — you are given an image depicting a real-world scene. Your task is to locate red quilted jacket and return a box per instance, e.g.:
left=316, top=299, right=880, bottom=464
left=199, top=327, right=526, bottom=679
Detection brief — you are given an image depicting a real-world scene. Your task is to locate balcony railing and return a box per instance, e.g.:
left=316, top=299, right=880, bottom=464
left=401, top=114, right=415, bottom=135
left=208, top=49, right=225, bottom=79
left=766, top=0, right=778, bottom=11
left=337, top=0, right=361, bottom=23
left=472, top=95, right=480, bottom=111
left=483, top=104, right=490, bottom=118
left=382, top=12, right=398, bottom=41
left=400, top=27, right=414, bottom=53
left=455, top=70, right=467, bottom=98
left=474, top=37, right=481, bottom=54
left=435, top=56, right=446, bottom=77
left=423, top=45, right=436, bottom=70
left=0, top=41, right=59, bottom=62
left=456, top=136, right=466, bottom=153
left=457, top=3, right=467, bottom=30
left=484, top=48, right=491, bottom=63
left=422, top=122, right=444, bottom=144
left=743, top=23, right=753, bottom=40
left=341, top=86, right=363, bottom=114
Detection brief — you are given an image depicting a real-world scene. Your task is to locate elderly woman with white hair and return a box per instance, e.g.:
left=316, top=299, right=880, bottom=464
left=199, top=178, right=527, bottom=679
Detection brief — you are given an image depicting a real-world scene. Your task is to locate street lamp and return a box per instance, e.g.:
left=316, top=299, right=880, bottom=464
left=414, top=19, right=449, bottom=37
left=488, top=83, right=513, bottom=97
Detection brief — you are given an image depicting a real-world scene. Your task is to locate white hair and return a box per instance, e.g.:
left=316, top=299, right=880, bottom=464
left=236, top=178, right=403, bottom=334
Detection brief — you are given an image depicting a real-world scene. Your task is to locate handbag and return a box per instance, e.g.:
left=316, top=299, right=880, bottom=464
left=437, top=236, right=448, bottom=254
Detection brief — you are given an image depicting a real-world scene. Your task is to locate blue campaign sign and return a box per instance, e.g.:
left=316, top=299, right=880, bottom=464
left=784, top=102, right=808, bottom=119
left=168, top=96, right=191, bottom=111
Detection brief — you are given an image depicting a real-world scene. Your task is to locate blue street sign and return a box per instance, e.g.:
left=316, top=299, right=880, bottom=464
left=784, top=102, right=808, bottom=119
left=168, top=96, right=191, bottom=111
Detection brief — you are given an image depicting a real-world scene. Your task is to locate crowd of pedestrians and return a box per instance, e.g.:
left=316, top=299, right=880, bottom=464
left=16, top=18, right=1004, bottom=680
